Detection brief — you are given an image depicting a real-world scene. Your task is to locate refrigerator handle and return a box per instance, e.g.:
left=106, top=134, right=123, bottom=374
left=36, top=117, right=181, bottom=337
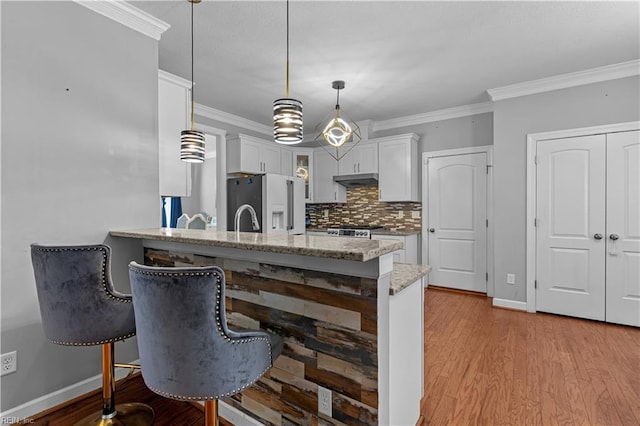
left=286, top=179, right=294, bottom=230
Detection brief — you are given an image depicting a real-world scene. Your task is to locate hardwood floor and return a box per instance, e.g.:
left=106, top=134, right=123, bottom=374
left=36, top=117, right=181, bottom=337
left=422, top=287, right=640, bottom=426
left=19, top=287, right=640, bottom=425
left=23, top=373, right=232, bottom=426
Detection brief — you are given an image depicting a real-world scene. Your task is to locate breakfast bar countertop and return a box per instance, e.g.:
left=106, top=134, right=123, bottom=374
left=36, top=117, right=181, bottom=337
left=110, top=228, right=402, bottom=262
left=390, top=263, right=431, bottom=295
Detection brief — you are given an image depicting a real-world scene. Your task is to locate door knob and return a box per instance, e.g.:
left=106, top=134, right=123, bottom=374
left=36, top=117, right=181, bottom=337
left=594, top=233, right=603, bottom=240
left=429, top=228, right=435, bottom=233
left=609, top=234, right=619, bottom=241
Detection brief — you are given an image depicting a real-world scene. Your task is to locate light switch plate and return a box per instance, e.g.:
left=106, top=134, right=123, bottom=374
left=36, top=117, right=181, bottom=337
left=507, top=273, right=516, bottom=284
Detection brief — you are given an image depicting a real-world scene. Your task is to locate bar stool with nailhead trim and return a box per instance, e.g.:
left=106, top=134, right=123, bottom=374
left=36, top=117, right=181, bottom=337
left=128, top=263, right=283, bottom=426
left=30, top=244, right=154, bottom=426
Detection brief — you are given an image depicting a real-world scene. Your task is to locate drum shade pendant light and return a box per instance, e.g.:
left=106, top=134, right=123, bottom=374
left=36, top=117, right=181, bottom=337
left=180, top=0, right=205, bottom=163
left=314, top=80, right=361, bottom=161
left=273, top=0, right=303, bottom=145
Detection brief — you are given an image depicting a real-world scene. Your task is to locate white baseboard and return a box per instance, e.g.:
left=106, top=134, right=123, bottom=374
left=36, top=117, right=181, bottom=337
left=1, top=360, right=262, bottom=426
left=0, top=362, right=140, bottom=421
left=492, top=298, right=527, bottom=311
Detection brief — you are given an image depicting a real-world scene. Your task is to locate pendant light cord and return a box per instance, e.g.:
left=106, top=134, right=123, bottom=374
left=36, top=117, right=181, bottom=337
left=190, top=0, right=195, bottom=130
left=285, top=0, right=290, bottom=98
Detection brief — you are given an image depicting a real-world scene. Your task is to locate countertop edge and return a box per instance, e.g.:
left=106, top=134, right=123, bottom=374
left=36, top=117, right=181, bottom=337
left=389, top=263, right=431, bottom=295
left=110, top=229, right=403, bottom=262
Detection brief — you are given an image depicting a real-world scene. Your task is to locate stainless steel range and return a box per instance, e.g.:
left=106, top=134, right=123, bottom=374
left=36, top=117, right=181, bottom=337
left=326, top=226, right=383, bottom=239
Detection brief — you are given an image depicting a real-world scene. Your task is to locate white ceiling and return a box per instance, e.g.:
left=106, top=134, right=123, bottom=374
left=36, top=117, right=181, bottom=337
left=134, top=1, right=639, bottom=133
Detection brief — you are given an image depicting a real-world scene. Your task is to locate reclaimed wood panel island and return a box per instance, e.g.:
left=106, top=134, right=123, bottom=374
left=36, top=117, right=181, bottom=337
left=110, top=228, right=427, bottom=426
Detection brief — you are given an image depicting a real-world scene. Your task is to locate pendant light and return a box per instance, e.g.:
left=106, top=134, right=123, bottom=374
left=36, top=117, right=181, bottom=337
left=273, top=0, right=303, bottom=145
left=180, top=0, right=205, bottom=163
left=314, top=80, right=361, bottom=161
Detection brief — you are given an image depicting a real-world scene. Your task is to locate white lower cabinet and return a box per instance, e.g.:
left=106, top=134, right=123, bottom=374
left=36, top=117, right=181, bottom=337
left=372, top=233, right=419, bottom=264
left=312, top=149, right=346, bottom=203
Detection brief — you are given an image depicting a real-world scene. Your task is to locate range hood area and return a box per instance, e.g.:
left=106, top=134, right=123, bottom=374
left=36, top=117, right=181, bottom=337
left=333, top=173, right=378, bottom=188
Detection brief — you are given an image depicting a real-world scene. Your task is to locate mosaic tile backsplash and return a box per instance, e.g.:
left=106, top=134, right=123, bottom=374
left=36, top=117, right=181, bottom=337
left=307, top=186, right=422, bottom=231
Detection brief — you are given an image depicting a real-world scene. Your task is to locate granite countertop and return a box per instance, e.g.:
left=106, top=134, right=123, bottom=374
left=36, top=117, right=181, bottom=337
left=389, top=263, right=431, bottom=295
left=305, top=227, right=420, bottom=236
left=110, top=228, right=403, bottom=262
left=371, top=229, right=420, bottom=236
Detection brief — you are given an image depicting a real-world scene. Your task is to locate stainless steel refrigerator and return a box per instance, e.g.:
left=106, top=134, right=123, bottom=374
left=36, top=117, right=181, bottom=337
left=227, top=174, right=305, bottom=234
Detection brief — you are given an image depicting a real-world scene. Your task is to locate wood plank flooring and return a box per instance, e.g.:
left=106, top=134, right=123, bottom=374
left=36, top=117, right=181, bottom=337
left=18, top=287, right=640, bottom=425
left=422, top=287, right=640, bottom=426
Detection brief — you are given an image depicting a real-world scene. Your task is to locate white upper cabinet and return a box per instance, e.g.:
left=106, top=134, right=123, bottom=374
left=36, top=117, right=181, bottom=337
left=338, top=142, right=378, bottom=175
left=377, top=134, right=420, bottom=202
left=292, top=149, right=314, bottom=203
left=280, top=148, right=293, bottom=176
left=261, top=143, right=281, bottom=174
left=227, top=134, right=282, bottom=174
left=313, top=149, right=346, bottom=203
left=158, top=70, right=192, bottom=197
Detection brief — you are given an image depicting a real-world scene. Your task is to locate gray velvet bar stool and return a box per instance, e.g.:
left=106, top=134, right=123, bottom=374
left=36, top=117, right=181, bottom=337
left=30, top=244, right=154, bottom=426
left=128, top=263, right=283, bottom=426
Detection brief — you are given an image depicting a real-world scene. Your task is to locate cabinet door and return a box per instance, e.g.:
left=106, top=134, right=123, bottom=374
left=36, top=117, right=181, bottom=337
left=357, top=143, right=378, bottom=173
left=294, top=151, right=313, bottom=202
left=239, top=139, right=262, bottom=174
left=338, top=148, right=356, bottom=175
left=281, top=148, right=293, bottom=176
left=379, top=139, right=417, bottom=201
left=262, top=144, right=281, bottom=174
left=158, top=75, right=191, bottom=197
left=313, top=150, right=346, bottom=203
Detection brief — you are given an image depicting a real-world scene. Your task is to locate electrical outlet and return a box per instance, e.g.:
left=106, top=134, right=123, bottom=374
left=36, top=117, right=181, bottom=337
left=397, top=211, right=404, bottom=219
left=318, top=385, right=332, bottom=417
left=1, top=351, right=17, bottom=376
left=323, top=209, right=329, bottom=219
left=507, top=273, right=516, bottom=285
left=411, top=210, right=420, bottom=219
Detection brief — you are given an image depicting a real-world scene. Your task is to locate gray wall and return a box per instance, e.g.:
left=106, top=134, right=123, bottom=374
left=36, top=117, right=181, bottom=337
left=493, top=76, right=640, bottom=302
left=372, top=112, right=494, bottom=152
left=1, top=1, right=159, bottom=410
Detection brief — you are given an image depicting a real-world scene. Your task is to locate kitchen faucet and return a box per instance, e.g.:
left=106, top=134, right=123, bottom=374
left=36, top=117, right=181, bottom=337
left=234, top=204, right=260, bottom=232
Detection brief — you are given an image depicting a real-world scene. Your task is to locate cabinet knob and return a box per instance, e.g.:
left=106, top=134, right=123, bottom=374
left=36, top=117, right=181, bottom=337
left=429, top=228, right=435, bottom=233
left=609, top=233, right=619, bottom=241
left=594, top=233, right=603, bottom=240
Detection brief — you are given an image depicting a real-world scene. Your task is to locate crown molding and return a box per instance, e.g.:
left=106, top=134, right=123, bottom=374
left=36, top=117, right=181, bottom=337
left=74, top=1, right=170, bottom=41
left=158, top=70, right=192, bottom=89
left=372, top=102, right=494, bottom=132
left=195, top=103, right=272, bottom=137
left=487, top=59, right=640, bottom=101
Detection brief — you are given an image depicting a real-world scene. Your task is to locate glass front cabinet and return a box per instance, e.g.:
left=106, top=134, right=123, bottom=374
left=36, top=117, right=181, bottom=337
left=292, top=149, right=314, bottom=203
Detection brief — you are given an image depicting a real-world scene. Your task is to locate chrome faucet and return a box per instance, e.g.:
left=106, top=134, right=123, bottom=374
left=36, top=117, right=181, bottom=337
left=234, top=204, right=260, bottom=232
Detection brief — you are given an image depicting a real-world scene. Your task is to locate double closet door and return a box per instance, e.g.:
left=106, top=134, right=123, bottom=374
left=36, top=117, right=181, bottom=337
left=536, top=130, right=639, bottom=327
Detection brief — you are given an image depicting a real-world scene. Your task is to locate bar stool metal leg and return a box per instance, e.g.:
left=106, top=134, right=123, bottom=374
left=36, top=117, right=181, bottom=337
left=204, top=400, right=218, bottom=426
left=74, top=343, right=154, bottom=426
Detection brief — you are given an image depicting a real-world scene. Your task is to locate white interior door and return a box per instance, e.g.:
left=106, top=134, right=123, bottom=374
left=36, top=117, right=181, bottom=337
left=427, top=153, right=487, bottom=292
left=606, top=130, right=640, bottom=327
left=536, top=135, right=606, bottom=320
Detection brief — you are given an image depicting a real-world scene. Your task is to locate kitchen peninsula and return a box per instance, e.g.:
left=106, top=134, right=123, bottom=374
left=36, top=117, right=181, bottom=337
left=110, top=228, right=428, bottom=426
